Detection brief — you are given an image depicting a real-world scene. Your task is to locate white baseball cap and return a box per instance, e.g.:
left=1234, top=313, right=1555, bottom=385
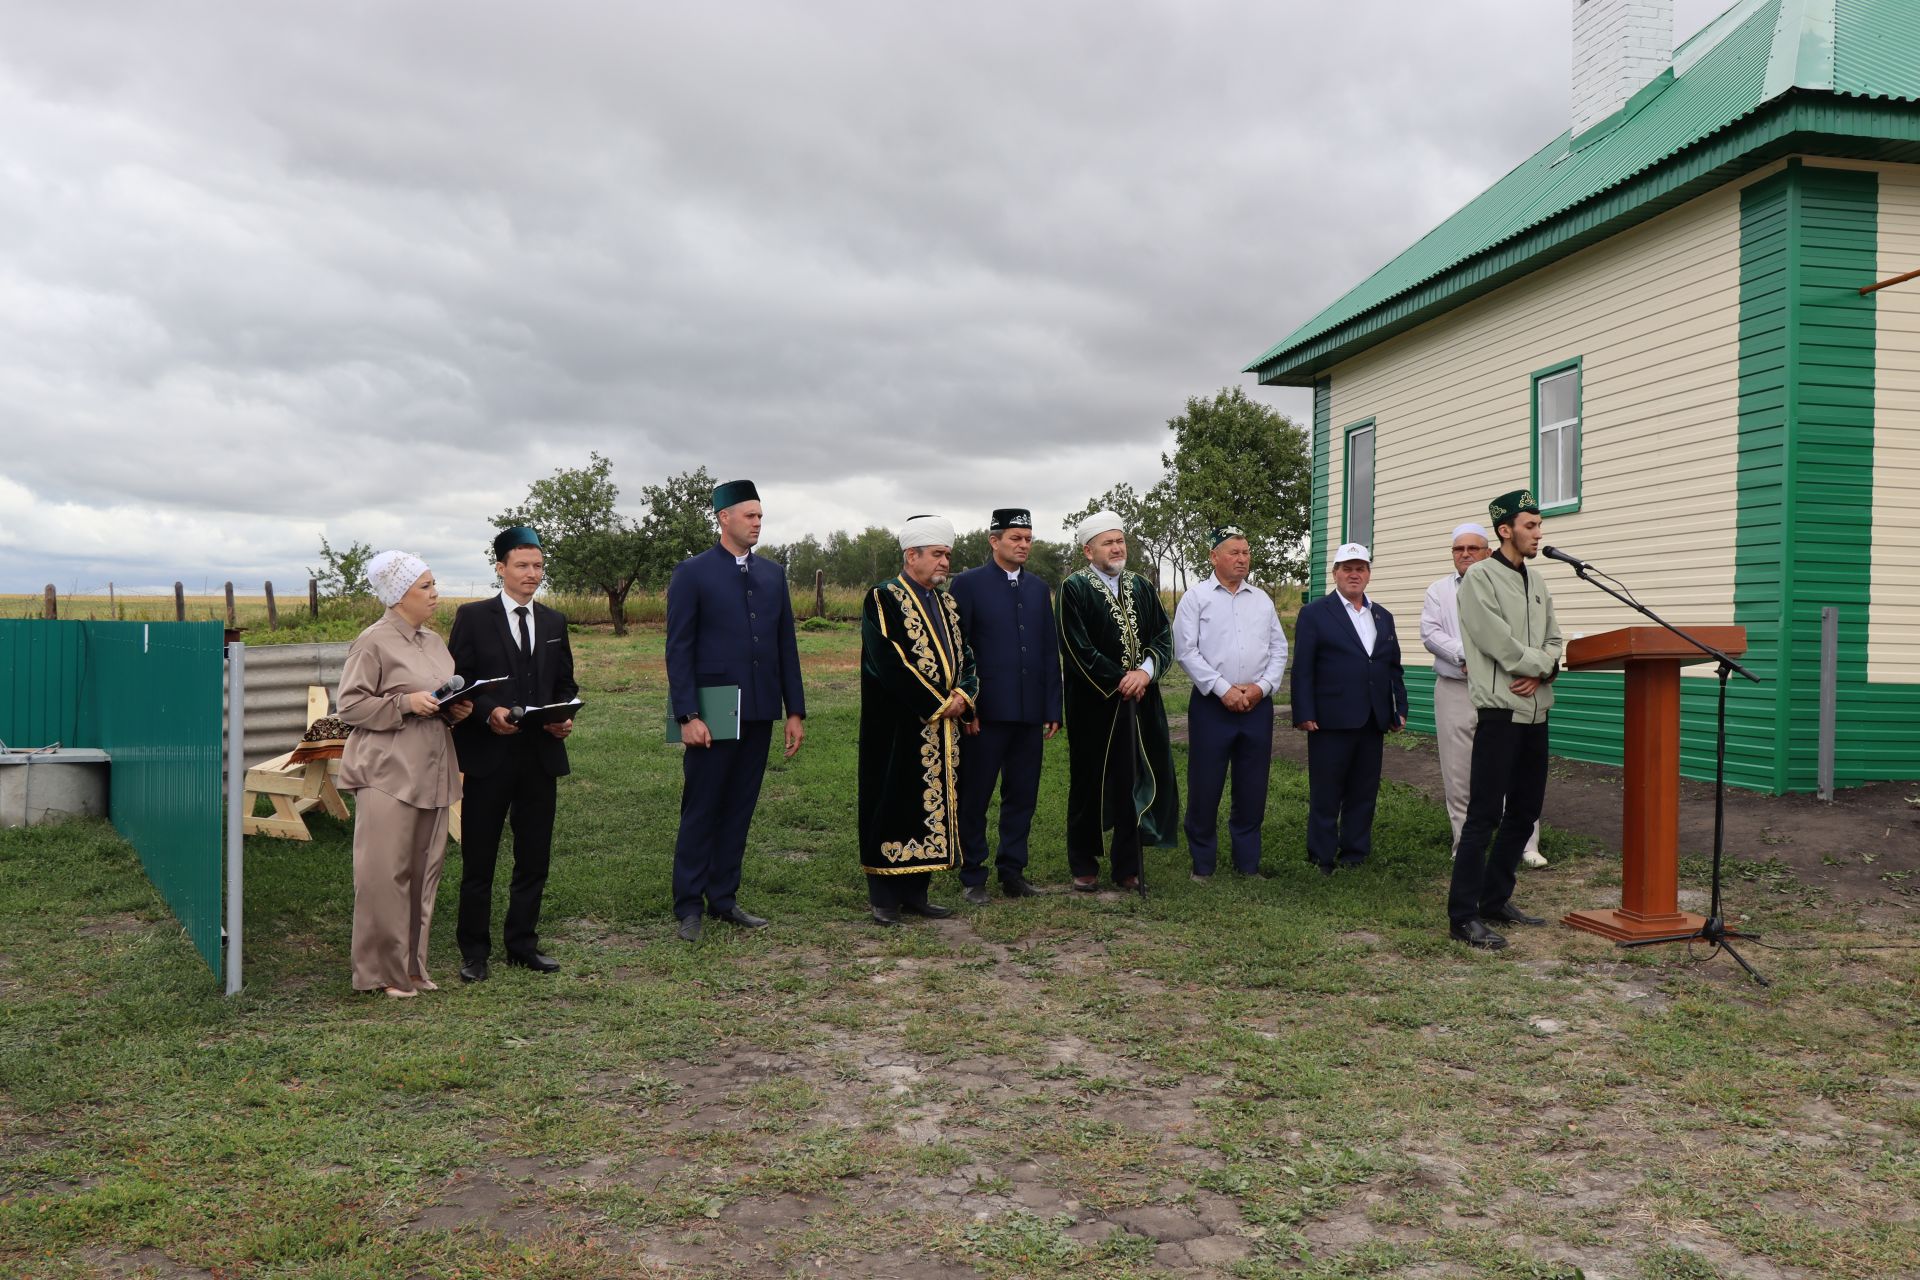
left=1333, top=542, right=1372, bottom=565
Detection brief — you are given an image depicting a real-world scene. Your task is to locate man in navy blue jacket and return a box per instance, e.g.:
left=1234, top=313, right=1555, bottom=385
left=948, top=507, right=1062, bottom=904
left=664, top=479, right=807, bottom=941
left=1289, top=543, right=1408, bottom=874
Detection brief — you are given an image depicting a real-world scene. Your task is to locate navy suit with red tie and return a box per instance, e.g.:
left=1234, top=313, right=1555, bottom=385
left=448, top=594, right=578, bottom=965
left=1289, top=591, right=1409, bottom=870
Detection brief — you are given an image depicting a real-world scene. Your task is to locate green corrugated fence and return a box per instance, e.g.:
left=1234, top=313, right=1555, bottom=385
left=1, top=620, right=228, bottom=974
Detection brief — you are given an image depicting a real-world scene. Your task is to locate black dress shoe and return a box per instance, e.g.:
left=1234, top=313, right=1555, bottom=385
left=1316, top=862, right=1337, bottom=877
left=1450, top=919, right=1509, bottom=950
left=1337, top=853, right=1367, bottom=869
left=458, top=959, right=488, bottom=983
left=505, top=951, right=560, bottom=973
left=711, top=906, right=769, bottom=928
left=961, top=885, right=990, bottom=906
left=899, top=901, right=955, bottom=919
left=870, top=906, right=902, bottom=927
left=999, top=874, right=1039, bottom=898
left=1481, top=903, right=1545, bottom=926
left=677, top=916, right=704, bottom=942
left=1071, top=877, right=1100, bottom=893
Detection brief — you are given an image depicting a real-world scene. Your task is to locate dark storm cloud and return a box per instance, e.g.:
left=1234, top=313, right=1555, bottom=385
left=0, top=0, right=1729, bottom=589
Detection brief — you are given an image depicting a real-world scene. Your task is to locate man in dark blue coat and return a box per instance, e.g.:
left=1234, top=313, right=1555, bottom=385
left=664, top=479, right=807, bottom=941
left=1289, top=542, right=1408, bottom=874
left=948, top=507, right=1061, bottom=904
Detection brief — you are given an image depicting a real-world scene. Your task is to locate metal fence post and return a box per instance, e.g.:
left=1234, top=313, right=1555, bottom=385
left=1818, top=607, right=1837, bottom=802
left=225, top=641, right=246, bottom=996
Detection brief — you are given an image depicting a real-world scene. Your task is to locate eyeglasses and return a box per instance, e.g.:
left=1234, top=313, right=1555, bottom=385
left=1451, top=545, right=1485, bottom=554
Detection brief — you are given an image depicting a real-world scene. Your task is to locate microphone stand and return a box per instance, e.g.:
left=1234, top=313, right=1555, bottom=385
left=1556, top=556, right=1768, bottom=986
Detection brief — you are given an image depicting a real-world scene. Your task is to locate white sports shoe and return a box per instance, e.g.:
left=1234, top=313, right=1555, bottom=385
left=1522, top=849, right=1548, bottom=869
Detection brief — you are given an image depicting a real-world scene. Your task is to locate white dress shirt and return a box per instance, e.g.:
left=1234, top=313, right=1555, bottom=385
left=1420, top=572, right=1468, bottom=680
left=1340, top=592, right=1377, bottom=656
left=1174, top=575, right=1288, bottom=699
left=498, top=590, right=536, bottom=651
left=1091, top=564, right=1155, bottom=678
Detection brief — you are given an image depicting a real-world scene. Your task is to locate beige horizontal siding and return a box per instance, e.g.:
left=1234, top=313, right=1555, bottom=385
left=1872, top=167, right=1920, bottom=684
left=1325, top=183, right=1742, bottom=668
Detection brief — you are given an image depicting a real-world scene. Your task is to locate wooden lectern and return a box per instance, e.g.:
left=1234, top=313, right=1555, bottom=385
left=1560, top=625, right=1747, bottom=942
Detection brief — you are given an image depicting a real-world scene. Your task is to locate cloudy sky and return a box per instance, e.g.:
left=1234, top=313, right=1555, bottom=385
left=0, top=0, right=1727, bottom=595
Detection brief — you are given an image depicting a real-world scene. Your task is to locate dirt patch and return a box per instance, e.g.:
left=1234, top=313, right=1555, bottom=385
left=1262, top=710, right=1919, bottom=912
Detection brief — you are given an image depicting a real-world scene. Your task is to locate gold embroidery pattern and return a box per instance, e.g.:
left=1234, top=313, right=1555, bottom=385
left=875, top=581, right=960, bottom=871
left=1076, top=568, right=1142, bottom=670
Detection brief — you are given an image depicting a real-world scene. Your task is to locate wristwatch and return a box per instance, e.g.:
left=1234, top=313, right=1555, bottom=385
left=676, top=713, right=700, bottom=725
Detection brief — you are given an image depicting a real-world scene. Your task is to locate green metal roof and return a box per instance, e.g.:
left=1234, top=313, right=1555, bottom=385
left=1248, top=0, right=1920, bottom=386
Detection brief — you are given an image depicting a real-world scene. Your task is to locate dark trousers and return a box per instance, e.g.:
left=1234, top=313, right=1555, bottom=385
left=1305, top=726, right=1384, bottom=868
left=671, top=719, right=774, bottom=921
left=867, top=870, right=934, bottom=909
left=456, top=740, right=557, bottom=964
left=1447, top=711, right=1549, bottom=927
left=1184, top=691, right=1275, bottom=875
left=958, top=721, right=1044, bottom=887
left=1066, top=714, right=1143, bottom=883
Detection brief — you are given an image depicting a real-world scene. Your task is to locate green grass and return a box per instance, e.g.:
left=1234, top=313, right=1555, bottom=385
left=2, top=627, right=1917, bottom=1278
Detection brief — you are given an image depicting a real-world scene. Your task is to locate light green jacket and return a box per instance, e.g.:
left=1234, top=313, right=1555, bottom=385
left=1458, top=553, right=1563, bottom=723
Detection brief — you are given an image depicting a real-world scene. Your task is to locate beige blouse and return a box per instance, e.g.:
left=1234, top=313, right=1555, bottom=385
left=336, top=610, right=460, bottom=809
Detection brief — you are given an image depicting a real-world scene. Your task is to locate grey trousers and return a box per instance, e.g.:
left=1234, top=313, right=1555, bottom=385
left=1433, top=675, right=1539, bottom=858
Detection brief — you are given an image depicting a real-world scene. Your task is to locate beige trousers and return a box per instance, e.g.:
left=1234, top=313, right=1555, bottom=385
left=350, top=787, right=450, bottom=992
left=1433, top=675, right=1540, bottom=858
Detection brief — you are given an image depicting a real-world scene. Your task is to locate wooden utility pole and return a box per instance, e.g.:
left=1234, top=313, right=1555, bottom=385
left=813, top=570, right=826, bottom=619
left=224, top=582, right=237, bottom=628
left=109, top=582, right=117, bottom=620
left=309, top=579, right=319, bottom=618
left=174, top=582, right=186, bottom=622
left=43, top=585, right=56, bottom=620
left=265, top=582, right=278, bottom=630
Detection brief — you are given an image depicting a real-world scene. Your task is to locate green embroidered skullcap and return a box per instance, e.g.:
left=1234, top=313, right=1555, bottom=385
left=1209, top=525, right=1246, bottom=549
left=492, top=526, right=541, bottom=560
left=712, top=479, right=760, bottom=512
left=1487, top=489, right=1540, bottom=531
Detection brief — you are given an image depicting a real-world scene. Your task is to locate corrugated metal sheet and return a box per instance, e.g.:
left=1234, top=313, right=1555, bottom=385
left=0, top=621, right=86, bottom=748
left=1249, top=0, right=1920, bottom=381
left=225, top=641, right=351, bottom=767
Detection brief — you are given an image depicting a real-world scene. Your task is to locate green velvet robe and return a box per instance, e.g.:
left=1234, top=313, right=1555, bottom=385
left=858, top=576, right=980, bottom=877
left=1057, top=567, right=1179, bottom=846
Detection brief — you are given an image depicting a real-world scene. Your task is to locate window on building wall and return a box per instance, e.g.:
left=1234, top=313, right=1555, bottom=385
left=1344, top=420, right=1375, bottom=547
left=1533, top=361, right=1581, bottom=512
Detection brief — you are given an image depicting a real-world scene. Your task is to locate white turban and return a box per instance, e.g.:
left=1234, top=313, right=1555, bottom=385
left=1451, top=522, right=1490, bottom=543
left=898, top=514, right=955, bottom=550
left=1075, top=510, right=1124, bottom=547
left=367, top=550, right=430, bottom=607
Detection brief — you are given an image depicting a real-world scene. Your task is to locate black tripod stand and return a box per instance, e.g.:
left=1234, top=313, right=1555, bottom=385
left=1559, top=556, right=1768, bottom=985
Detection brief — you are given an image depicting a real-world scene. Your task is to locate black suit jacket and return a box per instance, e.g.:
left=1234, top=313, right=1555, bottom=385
left=1288, top=592, right=1409, bottom=733
left=447, top=595, right=579, bottom=779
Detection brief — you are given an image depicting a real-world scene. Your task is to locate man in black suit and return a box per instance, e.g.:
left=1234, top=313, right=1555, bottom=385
left=1289, top=542, right=1408, bottom=875
left=447, top=526, right=578, bottom=981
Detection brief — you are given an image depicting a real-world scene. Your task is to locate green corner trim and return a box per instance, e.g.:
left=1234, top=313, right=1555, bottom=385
left=1311, top=379, right=1331, bottom=597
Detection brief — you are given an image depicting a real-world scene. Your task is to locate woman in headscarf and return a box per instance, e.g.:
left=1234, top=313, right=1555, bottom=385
left=336, top=551, right=473, bottom=997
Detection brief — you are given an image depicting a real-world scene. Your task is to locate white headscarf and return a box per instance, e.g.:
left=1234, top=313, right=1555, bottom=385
left=1075, top=510, right=1124, bottom=547
left=367, top=550, right=430, bottom=608
left=1451, top=522, right=1490, bottom=543
left=898, top=514, right=956, bottom=550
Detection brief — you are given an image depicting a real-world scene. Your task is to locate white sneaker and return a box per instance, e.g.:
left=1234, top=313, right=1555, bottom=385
left=1522, top=849, right=1548, bottom=869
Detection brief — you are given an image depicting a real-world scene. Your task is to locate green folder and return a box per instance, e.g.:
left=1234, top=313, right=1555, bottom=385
left=666, top=684, right=742, bottom=742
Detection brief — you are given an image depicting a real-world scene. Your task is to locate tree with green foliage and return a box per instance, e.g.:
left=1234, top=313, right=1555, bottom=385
left=633, top=467, right=720, bottom=591
left=1063, top=480, right=1184, bottom=588
left=1164, top=386, right=1310, bottom=585
left=308, top=536, right=374, bottom=602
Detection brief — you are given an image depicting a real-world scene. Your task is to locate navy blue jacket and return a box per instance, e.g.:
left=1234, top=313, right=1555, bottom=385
left=949, top=564, right=1062, bottom=725
left=1289, top=592, right=1409, bottom=733
left=665, top=545, right=806, bottom=724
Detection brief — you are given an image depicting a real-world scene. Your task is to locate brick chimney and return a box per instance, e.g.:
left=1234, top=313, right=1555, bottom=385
left=1571, top=0, right=1675, bottom=139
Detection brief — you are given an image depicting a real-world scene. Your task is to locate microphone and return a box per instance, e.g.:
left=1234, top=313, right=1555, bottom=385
left=430, top=674, right=468, bottom=703
left=1541, top=545, right=1591, bottom=571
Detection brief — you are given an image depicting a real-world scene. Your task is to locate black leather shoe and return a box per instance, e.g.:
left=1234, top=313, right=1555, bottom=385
left=1451, top=919, right=1509, bottom=950
left=999, top=875, right=1039, bottom=898
left=870, top=906, right=902, bottom=927
left=505, top=951, right=560, bottom=973
left=1071, top=877, right=1100, bottom=893
left=711, top=906, right=768, bottom=928
left=1481, top=903, right=1546, bottom=926
left=1316, top=862, right=1336, bottom=877
left=677, top=916, right=704, bottom=942
left=899, top=901, right=954, bottom=919
left=458, top=959, right=488, bottom=983
left=962, top=885, right=990, bottom=906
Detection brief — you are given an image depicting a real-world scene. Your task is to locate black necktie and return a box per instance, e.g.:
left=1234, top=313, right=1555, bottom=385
left=514, top=606, right=533, bottom=701
left=515, top=605, right=531, bottom=655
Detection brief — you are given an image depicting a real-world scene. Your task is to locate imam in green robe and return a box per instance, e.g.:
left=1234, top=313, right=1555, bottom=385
left=1057, top=566, right=1179, bottom=884
left=859, top=575, right=979, bottom=905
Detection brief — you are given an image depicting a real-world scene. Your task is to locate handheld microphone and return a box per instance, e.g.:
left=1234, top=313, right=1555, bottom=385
left=506, top=706, right=527, bottom=726
left=430, top=674, right=468, bottom=703
left=1541, top=545, right=1590, bottom=571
